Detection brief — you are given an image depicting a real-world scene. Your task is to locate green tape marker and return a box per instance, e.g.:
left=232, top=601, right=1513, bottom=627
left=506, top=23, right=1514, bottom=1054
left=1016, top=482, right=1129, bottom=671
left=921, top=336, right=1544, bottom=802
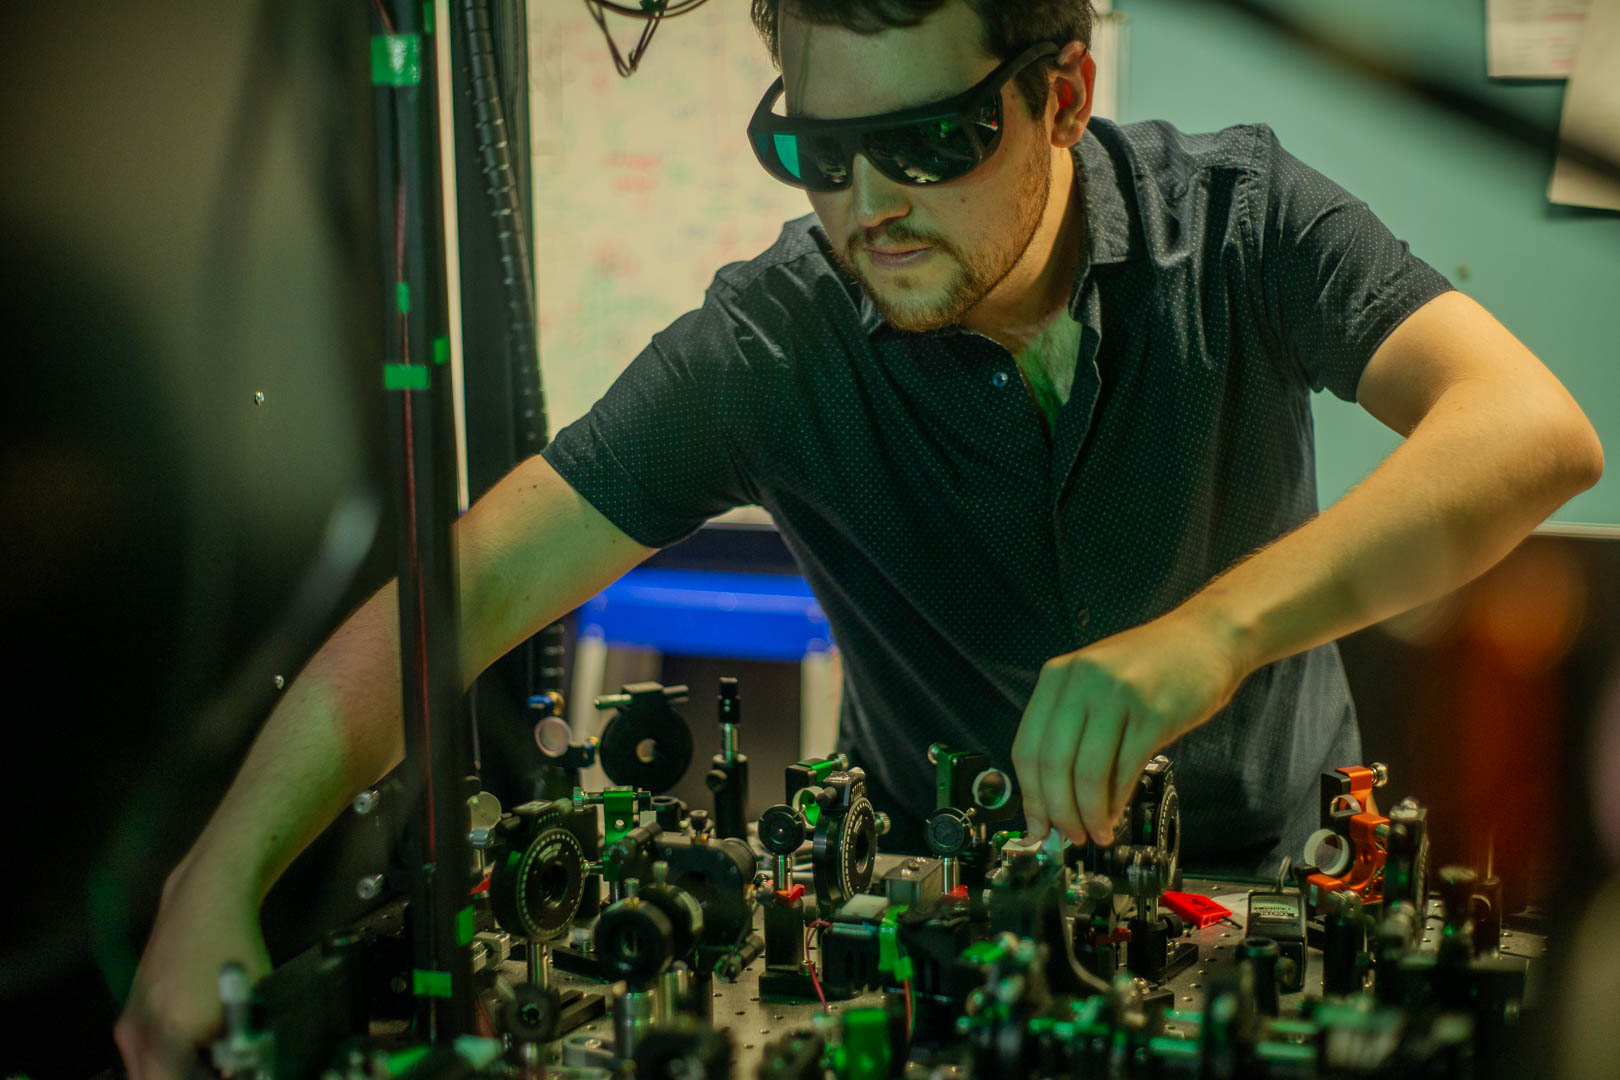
left=371, top=34, right=422, bottom=86
left=433, top=335, right=449, bottom=365
left=456, top=905, right=476, bottom=946
left=413, top=968, right=453, bottom=998
left=396, top=281, right=411, bottom=315
left=422, top=1, right=435, bottom=34
left=877, top=904, right=912, bottom=981
left=385, top=364, right=430, bottom=391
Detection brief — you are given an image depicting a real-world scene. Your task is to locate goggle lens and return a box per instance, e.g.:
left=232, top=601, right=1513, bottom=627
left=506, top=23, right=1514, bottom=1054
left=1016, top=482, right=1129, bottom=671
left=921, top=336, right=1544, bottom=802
left=865, top=103, right=999, bottom=185
left=755, top=99, right=1001, bottom=192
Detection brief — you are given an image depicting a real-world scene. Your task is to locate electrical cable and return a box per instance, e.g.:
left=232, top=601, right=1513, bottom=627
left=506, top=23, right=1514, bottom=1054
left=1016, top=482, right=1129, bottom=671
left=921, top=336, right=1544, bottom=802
left=1072, top=945, right=1113, bottom=995
left=458, top=0, right=542, bottom=449
left=582, top=0, right=715, bottom=78
left=586, top=0, right=713, bottom=14
left=460, top=0, right=569, bottom=698
left=804, top=924, right=829, bottom=1010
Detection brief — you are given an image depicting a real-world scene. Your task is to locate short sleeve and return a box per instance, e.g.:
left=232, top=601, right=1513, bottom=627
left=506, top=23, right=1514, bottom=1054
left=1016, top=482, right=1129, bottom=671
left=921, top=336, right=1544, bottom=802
left=542, top=290, right=761, bottom=548
left=1244, top=125, right=1453, bottom=402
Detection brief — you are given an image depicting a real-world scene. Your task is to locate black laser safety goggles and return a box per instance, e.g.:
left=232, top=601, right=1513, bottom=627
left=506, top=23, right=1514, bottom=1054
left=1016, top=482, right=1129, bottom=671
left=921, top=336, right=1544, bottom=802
left=747, top=41, right=1060, bottom=192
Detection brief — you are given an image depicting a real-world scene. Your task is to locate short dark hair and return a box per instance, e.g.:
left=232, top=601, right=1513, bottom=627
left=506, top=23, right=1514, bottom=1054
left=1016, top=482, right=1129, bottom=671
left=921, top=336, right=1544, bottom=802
left=750, top=0, right=1094, bottom=120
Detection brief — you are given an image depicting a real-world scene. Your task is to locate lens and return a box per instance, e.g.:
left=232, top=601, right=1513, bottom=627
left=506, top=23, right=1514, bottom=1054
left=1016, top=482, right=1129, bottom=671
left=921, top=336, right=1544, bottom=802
left=757, top=131, right=850, bottom=191
left=770, top=133, right=801, bottom=179
left=803, top=134, right=850, bottom=188
left=972, top=768, right=1012, bottom=811
left=867, top=100, right=999, bottom=186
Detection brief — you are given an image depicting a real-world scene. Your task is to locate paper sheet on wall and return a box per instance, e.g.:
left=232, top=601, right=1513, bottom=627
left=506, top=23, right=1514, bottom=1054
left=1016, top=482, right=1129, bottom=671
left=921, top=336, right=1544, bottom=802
left=1548, top=0, right=1620, bottom=210
left=1487, top=0, right=1592, bottom=78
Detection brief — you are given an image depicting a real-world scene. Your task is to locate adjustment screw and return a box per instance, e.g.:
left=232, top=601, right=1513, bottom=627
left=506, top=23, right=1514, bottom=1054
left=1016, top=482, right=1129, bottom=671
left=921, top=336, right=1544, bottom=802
left=352, top=789, right=380, bottom=815
left=357, top=874, right=384, bottom=901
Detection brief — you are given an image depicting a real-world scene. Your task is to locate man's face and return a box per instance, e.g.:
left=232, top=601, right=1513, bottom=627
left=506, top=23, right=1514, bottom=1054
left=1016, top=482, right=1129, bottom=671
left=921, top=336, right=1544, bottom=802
left=778, top=0, right=1057, bottom=334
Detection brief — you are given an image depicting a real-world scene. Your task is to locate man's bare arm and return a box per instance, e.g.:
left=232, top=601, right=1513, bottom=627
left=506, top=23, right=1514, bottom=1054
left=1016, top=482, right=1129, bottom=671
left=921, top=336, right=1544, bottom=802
left=117, top=455, right=654, bottom=1076
left=1016, top=292, right=1604, bottom=845
left=188, top=454, right=653, bottom=899
left=1194, top=289, right=1604, bottom=674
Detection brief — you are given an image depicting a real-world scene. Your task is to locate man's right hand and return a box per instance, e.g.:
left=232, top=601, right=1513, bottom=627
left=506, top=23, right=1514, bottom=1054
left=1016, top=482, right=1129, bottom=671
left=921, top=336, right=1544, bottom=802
left=114, top=857, right=270, bottom=1080
left=111, top=455, right=652, bottom=1076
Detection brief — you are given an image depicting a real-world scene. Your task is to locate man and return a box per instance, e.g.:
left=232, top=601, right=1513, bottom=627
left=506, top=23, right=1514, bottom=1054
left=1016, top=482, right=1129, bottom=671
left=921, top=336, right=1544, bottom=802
left=117, top=0, right=1603, bottom=1072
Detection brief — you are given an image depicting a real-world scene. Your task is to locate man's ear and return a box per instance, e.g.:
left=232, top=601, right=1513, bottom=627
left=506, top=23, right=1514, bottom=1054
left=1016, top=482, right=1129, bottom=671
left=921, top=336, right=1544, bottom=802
left=1050, top=41, right=1094, bottom=147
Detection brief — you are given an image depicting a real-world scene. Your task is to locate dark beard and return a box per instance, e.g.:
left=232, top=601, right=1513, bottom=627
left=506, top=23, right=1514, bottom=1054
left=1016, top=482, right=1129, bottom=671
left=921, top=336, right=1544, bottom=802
left=839, top=141, right=1089, bottom=335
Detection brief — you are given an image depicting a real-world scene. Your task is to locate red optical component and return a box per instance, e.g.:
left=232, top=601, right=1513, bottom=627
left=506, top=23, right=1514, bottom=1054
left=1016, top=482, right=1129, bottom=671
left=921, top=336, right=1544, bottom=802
left=776, top=883, right=806, bottom=905
left=1161, top=891, right=1231, bottom=929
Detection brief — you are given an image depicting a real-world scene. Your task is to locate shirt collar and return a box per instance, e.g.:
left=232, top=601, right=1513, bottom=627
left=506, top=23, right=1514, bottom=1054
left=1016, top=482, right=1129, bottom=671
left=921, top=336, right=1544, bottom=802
left=850, top=119, right=1144, bottom=338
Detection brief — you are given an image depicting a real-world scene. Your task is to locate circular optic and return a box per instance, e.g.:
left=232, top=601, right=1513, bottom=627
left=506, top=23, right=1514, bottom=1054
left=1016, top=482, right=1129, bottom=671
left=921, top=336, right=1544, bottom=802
left=1160, top=786, right=1181, bottom=880
left=1305, top=828, right=1353, bottom=877
left=759, top=805, right=804, bottom=853
left=616, top=929, right=647, bottom=961
left=971, top=768, right=1012, bottom=811
left=508, top=824, right=586, bottom=940
left=852, top=825, right=874, bottom=877
left=927, top=814, right=966, bottom=854
left=538, top=863, right=570, bottom=906
left=534, top=716, right=573, bottom=758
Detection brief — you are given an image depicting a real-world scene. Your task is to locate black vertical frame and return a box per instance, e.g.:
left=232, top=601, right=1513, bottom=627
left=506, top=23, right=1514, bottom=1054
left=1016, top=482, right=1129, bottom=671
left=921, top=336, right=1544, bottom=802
left=371, top=0, right=476, bottom=1040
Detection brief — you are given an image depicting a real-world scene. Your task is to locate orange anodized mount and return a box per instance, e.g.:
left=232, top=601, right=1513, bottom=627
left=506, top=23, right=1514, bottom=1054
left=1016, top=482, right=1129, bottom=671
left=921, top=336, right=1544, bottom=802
left=1303, top=763, right=1390, bottom=913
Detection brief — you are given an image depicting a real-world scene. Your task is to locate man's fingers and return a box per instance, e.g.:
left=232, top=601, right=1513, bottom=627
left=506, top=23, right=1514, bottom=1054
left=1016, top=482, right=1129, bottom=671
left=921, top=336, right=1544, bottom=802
left=1029, top=668, right=1087, bottom=845
left=1040, top=706, right=1087, bottom=844
left=1013, top=660, right=1072, bottom=838
left=1073, top=702, right=1126, bottom=845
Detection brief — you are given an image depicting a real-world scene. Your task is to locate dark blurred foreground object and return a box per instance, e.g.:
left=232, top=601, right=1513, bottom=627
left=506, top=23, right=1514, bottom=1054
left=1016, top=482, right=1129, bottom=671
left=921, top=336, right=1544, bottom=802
left=1342, top=530, right=1620, bottom=916
left=0, top=2, right=384, bottom=1074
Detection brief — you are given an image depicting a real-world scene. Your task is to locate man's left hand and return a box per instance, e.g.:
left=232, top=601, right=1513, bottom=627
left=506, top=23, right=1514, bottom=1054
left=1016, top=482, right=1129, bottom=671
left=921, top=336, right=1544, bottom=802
left=1011, top=608, right=1249, bottom=846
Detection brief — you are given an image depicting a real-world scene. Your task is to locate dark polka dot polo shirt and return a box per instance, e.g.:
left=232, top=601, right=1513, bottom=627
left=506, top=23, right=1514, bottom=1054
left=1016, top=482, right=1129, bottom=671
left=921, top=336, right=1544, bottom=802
left=543, top=117, right=1454, bottom=872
